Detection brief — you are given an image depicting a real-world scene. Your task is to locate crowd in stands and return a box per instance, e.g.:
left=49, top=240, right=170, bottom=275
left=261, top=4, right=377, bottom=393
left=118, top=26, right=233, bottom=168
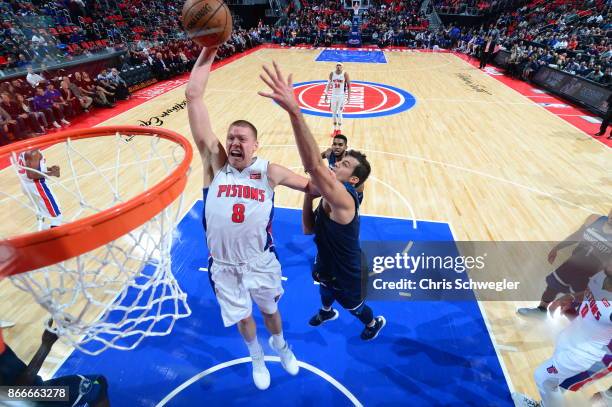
left=0, top=0, right=269, bottom=73
left=448, top=0, right=611, bottom=85
left=1, top=0, right=610, bottom=143
left=272, top=0, right=428, bottom=47
left=0, top=64, right=130, bottom=143
left=0, top=0, right=122, bottom=71
left=0, top=0, right=265, bottom=145
left=0, top=30, right=264, bottom=144
left=433, top=0, right=512, bottom=15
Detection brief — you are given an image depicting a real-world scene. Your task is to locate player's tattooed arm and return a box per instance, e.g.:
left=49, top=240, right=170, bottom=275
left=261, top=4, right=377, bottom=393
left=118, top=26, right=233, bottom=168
left=186, top=46, right=227, bottom=178
left=548, top=214, right=602, bottom=264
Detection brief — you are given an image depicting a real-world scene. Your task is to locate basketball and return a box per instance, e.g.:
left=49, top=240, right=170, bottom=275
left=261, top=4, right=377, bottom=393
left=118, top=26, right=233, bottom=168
left=181, top=0, right=233, bottom=47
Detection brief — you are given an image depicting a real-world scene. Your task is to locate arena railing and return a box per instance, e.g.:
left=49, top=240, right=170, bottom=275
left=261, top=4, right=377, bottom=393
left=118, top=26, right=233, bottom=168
left=493, top=49, right=611, bottom=116
left=0, top=50, right=127, bottom=81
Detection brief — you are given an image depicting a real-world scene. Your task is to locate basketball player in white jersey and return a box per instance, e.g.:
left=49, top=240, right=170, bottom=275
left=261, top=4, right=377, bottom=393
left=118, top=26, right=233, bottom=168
left=186, top=47, right=314, bottom=390
left=513, top=256, right=612, bottom=407
left=324, top=62, right=350, bottom=136
left=17, top=149, right=62, bottom=229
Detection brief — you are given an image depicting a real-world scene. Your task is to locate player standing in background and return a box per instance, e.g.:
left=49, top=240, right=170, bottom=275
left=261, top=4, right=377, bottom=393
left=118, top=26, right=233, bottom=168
left=321, top=134, right=348, bottom=168
left=17, top=149, right=62, bottom=230
left=321, top=135, right=364, bottom=204
left=518, top=210, right=612, bottom=318
left=324, top=63, right=350, bottom=137
left=512, top=257, right=612, bottom=407
left=186, top=47, right=313, bottom=390
left=259, top=61, right=385, bottom=341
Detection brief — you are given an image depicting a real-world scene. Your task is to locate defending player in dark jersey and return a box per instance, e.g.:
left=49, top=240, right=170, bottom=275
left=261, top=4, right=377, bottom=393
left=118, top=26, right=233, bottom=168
left=321, top=134, right=347, bottom=168
left=259, top=61, right=385, bottom=341
left=518, top=209, right=612, bottom=318
left=321, top=135, right=364, bottom=204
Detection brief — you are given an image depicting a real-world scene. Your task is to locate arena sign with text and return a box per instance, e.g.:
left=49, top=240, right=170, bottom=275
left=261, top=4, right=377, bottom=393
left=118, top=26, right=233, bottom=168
left=293, top=80, right=416, bottom=118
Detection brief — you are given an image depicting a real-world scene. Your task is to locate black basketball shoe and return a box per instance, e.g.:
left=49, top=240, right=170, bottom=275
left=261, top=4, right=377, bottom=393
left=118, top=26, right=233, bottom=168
left=360, top=316, right=386, bottom=341
left=309, top=308, right=339, bottom=327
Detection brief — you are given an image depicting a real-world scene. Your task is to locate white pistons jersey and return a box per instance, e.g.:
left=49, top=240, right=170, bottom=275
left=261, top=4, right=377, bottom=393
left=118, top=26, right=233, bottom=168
left=17, top=152, right=46, bottom=183
left=16, top=152, right=62, bottom=223
left=557, top=271, right=612, bottom=360
left=330, top=71, right=346, bottom=97
left=204, top=158, right=275, bottom=264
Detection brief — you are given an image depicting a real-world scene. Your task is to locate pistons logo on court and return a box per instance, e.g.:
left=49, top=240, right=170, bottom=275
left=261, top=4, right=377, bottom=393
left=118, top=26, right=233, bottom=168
left=292, top=80, right=416, bottom=118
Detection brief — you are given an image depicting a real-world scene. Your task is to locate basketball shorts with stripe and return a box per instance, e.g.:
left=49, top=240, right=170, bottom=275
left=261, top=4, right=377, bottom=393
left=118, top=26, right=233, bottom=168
left=535, top=346, right=611, bottom=397
left=209, top=250, right=284, bottom=327
left=22, top=179, right=62, bottom=223
left=330, top=94, right=346, bottom=114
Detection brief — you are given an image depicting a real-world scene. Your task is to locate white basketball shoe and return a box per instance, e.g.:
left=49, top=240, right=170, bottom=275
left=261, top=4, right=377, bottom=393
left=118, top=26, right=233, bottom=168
left=251, top=351, right=270, bottom=390
left=512, top=392, right=541, bottom=407
left=268, top=337, right=299, bottom=376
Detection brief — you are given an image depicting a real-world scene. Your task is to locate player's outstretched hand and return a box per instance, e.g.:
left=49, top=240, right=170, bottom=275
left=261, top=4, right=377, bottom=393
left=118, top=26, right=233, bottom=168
left=41, top=318, right=59, bottom=348
left=548, top=294, right=574, bottom=316
left=258, top=61, right=300, bottom=115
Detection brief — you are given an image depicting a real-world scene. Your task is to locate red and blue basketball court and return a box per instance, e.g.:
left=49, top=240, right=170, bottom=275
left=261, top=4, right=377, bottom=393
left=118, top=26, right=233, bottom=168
left=56, top=201, right=513, bottom=406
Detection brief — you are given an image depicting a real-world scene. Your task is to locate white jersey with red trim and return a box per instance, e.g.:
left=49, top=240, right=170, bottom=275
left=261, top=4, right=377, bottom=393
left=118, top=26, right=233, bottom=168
left=330, top=71, right=346, bottom=97
left=557, top=271, right=612, bottom=360
left=17, top=152, right=47, bottom=183
left=203, top=158, right=275, bottom=264
left=16, top=152, right=62, bottom=225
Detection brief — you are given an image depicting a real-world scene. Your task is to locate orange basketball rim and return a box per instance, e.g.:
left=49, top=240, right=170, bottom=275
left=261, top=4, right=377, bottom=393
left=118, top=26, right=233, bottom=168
left=0, top=126, right=193, bottom=277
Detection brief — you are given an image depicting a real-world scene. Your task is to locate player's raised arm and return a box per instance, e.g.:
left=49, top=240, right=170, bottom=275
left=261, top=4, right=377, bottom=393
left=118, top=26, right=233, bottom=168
left=547, top=214, right=601, bottom=263
left=258, top=62, right=353, bottom=212
left=185, top=47, right=227, bottom=182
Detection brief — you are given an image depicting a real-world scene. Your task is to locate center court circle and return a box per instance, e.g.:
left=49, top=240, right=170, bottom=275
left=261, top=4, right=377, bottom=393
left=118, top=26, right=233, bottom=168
left=292, top=80, right=416, bottom=118
left=156, top=356, right=363, bottom=406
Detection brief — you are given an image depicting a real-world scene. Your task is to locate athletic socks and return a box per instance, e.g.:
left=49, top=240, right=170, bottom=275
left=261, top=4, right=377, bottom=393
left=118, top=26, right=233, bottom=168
left=245, top=337, right=263, bottom=357
left=244, top=337, right=270, bottom=390
left=271, top=332, right=286, bottom=350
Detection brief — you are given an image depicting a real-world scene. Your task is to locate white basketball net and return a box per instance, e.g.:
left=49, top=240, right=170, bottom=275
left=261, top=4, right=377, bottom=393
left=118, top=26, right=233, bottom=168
left=1, top=131, right=191, bottom=355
